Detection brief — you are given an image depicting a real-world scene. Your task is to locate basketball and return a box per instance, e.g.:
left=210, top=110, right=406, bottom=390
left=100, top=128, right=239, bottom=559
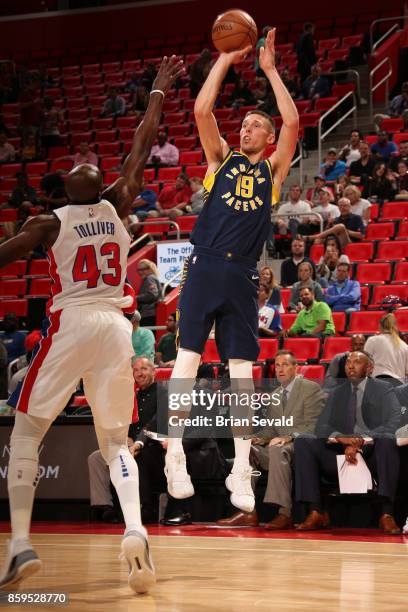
left=212, top=9, right=258, bottom=53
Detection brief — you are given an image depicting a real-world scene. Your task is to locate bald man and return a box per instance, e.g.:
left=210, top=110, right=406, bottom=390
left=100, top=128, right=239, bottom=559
left=0, top=57, right=183, bottom=594
left=324, top=333, right=366, bottom=389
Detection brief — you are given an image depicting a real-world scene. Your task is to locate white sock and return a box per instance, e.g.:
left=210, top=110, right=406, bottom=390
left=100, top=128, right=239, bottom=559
left=233, top=438, right=252, bottom=470
left=229, top=359, right=253, bottom=471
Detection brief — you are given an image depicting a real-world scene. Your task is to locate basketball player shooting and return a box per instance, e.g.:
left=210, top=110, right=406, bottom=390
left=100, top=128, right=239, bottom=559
left=0, top=56, right=183, bottom=594
left=165, top=28, right=299, bottom=512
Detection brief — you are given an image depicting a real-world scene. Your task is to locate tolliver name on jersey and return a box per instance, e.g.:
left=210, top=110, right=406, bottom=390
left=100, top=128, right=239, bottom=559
left=73, top=221, right=116, bottom=238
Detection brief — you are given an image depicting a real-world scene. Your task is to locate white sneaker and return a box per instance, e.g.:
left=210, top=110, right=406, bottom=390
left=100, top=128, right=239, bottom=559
left=164, top=452, right=194, bottom=499
left=0, top=541, right=42, bottom=590
left=226, top=465, right=259, bottom=513
left=403, top=518, right=408, bottom=534
left=120, top=530, right=156, bottom=594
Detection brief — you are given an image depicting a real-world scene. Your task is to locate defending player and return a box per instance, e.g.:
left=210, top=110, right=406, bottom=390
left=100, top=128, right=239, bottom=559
left=0, top=56, right=183, bottom=594
left=165, top=29, right=299, bottom=512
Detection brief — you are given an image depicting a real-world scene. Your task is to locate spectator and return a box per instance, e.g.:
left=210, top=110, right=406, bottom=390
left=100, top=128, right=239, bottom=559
left=156, top=173, right=192, bottom=219
left=131, top=310, right=155, bottom=363
left=339, top=130, right=363, bottom=167
left=389, top=139, right=408, bottom=172
left=280, top=238, right=315, bottom=287
left=303, top=64, right=330, bottom=101
left=374, top=81, right=408, bottom=131
left=35, top=63, right=55, bottom=90
left=320, top=148, right=347, bottom=181
left=140, top=63, right=157, bottom=91
left=0, top=313, right=26, bottom=364
left=287, top=286, right=335, bottom=338
left=324, top=263, right=361, bottom=313
left=130, top=179, right=159, bottom=220
left=125, top=72, right=141, bottom=94
left=288, top=262, right=325, bottom=312
left=324, top=333, right=366, bottom=389
left=296, top=22, right=317, bottom=82
left=8, top=172, right=37, bottom=208
left=155, top=313, right=177, bottom=366
left=258, top=283, right=282, bottom=337
left=189, top=176, right=205, bottom=214
left=255, top=26, right=273, bottom=73
left=71, top=142, right=98, bottom=169
left=0, top=132, right=15, bottom=163
left=364, top=162, right=396, bottom=202
left=299, top=187, right=339, bottom=240
left=136, top=259, right=161, bottom=327
left=39, top=172, right=68, bottom=212
left=370, top=131, right=398, bottom=164
left=307, top=198, right=365, bottom=247
left=334, top=175, right=351, bottom=201
left=230, top=78, right=255, bottom=109
left=40, top=97, right=63, bottom=154
left=295, top=350, right=401, bottom=534
left=316, top=235, right=350, bottom=283
left=394, top=160, right=408, bottom=195
left=259, top=266, right=281, bottom=307
left=147, top=131, right=179, bottom=168
left=130, top=86, right=149, bottom=118
left=253, top=77, right=269, bottom=105
left=306, top=175, right=326, bottom=205
left=280, top=68, right=300, bottom=100
left=349, top=141, right=376, bottom=188
left=20, top=133, right=39, bottom=162
left=189, top=49, right=213, bottom=98
left=273, top=185, right=312, bottom=240
left=343, top=185, right=371, bottom=225
left=365, top=313, right=408, bottom=387
left=101, top=87, right=126, bottom=118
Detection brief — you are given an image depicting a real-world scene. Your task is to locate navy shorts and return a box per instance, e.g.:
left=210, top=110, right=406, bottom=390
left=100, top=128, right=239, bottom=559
left=177, top=246, right=260, bottom=361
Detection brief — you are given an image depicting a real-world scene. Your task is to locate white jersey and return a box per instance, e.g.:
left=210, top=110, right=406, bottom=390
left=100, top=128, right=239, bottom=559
left=48, top=199, right=132, bottom=313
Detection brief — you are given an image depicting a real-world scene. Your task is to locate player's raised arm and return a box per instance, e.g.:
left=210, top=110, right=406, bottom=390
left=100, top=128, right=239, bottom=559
left=104, top=56, right=184, bottom=219
left=194, top=47, right=251, bottom=172
left=260, top=28, right=299, bottom=189
left=0, top=215, right=59, bottom=268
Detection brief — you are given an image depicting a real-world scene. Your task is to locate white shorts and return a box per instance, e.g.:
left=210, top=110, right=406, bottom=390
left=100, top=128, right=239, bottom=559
left=16, top=305, right=134, bottom=430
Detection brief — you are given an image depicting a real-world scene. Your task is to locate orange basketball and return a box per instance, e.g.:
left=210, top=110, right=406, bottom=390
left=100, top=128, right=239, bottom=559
left=212, top=9, right=258, bottom=53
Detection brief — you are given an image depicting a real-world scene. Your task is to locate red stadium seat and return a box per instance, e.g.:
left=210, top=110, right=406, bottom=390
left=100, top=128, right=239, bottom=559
left=0, top=209, right=18, bottom=223
left=219, top=120, right=241, bottom=133
left=395, top=309, right=408, bottom=333
left=157, top=166, right=182, bottom=181
left=0, top=279, right=27, bottom=297
left=309, top=244, right=324, bottom=264
left=0, top=260, right=27, bottom=278
left=342, top=34, right=363, bottom=46
left=164, top=112, right=186, bottom=125
left=283, top=338, right=321, bottom=363
left=28, top=278, right=52, bottom=296
left=252, top=365, right=262, bottom=380
left=166, top=124, right=191, bottom=137
left=328, top=48, right=349, bottom=60
left=143, top=168, right=155, bottom=182
left=344, top=242, right=374, bottom=262
left=380, top=118, right=404, bottom=132
left=2, top=299, right=28, bottom=317
left=299, top=113, right=320, bottom=128
left=50, top=159, right=73, bottom=172
left=174, top=216, right=198, bottom=232
left=185, top=165, right=207, bottom=179
left=174, top=136, right=197, bottom=150
left=364, top=222, right=395, bottom=241
left=25, top=162, right=48, bottom=176
left=370, top=285, right=408, bottom=307
left=280, top=313, right=297, bottom=330
left=213, top=108, right=236, bottom=121
left=98, top=142, right=120, bottom=156
left=396, top=220, right=408, bottom=239
left=360, top=285, right=370, bottom=309
left=280, top=288, right=291, bottom=311
left=226, top=133, right=241, bottom=148
left=104, top=171, right=120, bottom=184
left=27, top=259, right=49, bottom=277
left=381, top=201, right=408, bottom=221
left=93, top=118, right=114, bottom=130
left=116, top=116, right=137, bottom=129
left=70, top=120, right=91, bottom=133
left=369, top=203, right=379, bottom=220
left=321, top=336, right=351, bottom=363
left=202, top=339, right=221, bottom=363
left=155, top=368, right=173, bottom=381
left=332, top=83, right=356, bottom=98
left=315, top=97, right=339, bottom=112
left=68, top=108, right=89, bottom=121
left=298, top=365, right=325, bottom=384
left=319, top=37, right=340, bottom=49
left=376, top=241, right=408, bottom=261
left=347, top=311, right=383, bottom=335
left=0, top=178, right=17, bottom=191
left=332, top=312, right=346, bottom=334
left=0, top=163, right=22, bottom=177
left=179, top=151, right=202, bottom=165
left=71, top=132, right=93, bottom=146
left=294, top=101, right=311, bottom=113
left=94, top=130, right=117, bottom=143
left=355, top=263, right=391, bottom=284
left=100, top=157, right=122, bottom=171
left=258, top=338, right=279, bottom=361
left=393, top=261, right=408, bottom=283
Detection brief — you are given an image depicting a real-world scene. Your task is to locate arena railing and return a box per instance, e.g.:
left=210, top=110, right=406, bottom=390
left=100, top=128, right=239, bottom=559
left=368, top=57, right=393, bottom=122
left=320, top=69, right=362, bottom=105
left=130, top=219, right=181, bottom=251
left=317, top=91, right=358, bottom=172
left=370, top=15, right=406, bottom=53
left=290, top=140, right=304, bottom=187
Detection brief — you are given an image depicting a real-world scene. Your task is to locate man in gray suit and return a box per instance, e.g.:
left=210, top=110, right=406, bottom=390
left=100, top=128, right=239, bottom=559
left=217, top=350, right=326, bottom=528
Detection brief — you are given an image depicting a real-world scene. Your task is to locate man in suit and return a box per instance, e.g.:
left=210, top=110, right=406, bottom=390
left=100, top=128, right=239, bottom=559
left=217, top=350, right=326, bottom=528
left=295, top=350, right=401, bottom=534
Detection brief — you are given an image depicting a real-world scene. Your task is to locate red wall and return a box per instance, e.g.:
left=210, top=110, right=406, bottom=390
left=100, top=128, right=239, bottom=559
left=0, top=1, right=403, bottom=52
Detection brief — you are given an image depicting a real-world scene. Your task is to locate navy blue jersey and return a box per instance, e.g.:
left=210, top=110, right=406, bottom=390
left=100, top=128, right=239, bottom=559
left=190, top=150, right=279, bottom=260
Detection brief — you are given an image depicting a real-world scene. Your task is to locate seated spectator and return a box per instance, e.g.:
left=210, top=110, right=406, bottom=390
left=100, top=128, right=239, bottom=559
left=131, top=310, right=155, bottom=363
left=147, top=131, right=179, bottom=168
left=258, top=283, right=282, bottom=337
left=0, top=132, right=15, bottom=163
left=0, top=313, right=26, bottom=364
left=393, top=160, right=408, bottom=196
left=324, top=333, right=366, bottom=389
left=136, top=259, right=161, bottom=327
left=130, top=86, right=149, bottom=118
left=295, top=350, right=401, bottom=534
left=320, top=148, right=347, bottom=182
left=155, top=313, right=177, bottom=366
left=288, top=262, right=325, bottom=312
left=230, top=78, right=255, bottom=109
left=40, top=171, right=68, bottom=212
left=273, top=185, right=311, bottom=240
left=130, top=179, right=159, bottom=220
left=101, top=87, right=126, bottom=118
left=286, top=286, right=335, bottom=338
left=280, top=68, right=300, bottom=99
left=306, top=175, right=326, bottom=206
left=259, top=266, right=281, bottom=307
left=298, top=187, right=339, bottom=239
left=141, top=63, right=157, bottom=90
left=349, top=141, right=376, bottom=188
left=306, top=197, right=365, bottom=247
left=125, top=72, right=141, bottom=94
left=156, top=173, right=192, bottom=219
left=40, top=97, right=63, bottom=154
left=303, top=64, right=330, bottom=101
left=364, top=162, right=396, bottom=202
left=365, top=313, right=408, bottom=387
left=8, top=172, right=37, bottom=208
left=72, top=142, right=98, bottom=169
left=189, top=176, right=205, bottom=214
left=374, top=81, right=408, bottom=131
left=389, top=139, right=408, bottom=172
left=280, top=237, right=315, bottom=287
left=189, top=49, right=213, bottom=98
left=370, top=131, right=398, bottom=164
left=343, top=185, right=371, bottom=225
left=338, top=130, right=363, bottom=167
left=20, top=133, right=39, bottom=162
left=316, top=235, right=350, bottom=283
left=334, top=175, right=351, bottom=201
left=324, top=263, right=361, bottom=313
left=253, top=77, right=269, bottom=105
left=8, top=330, right=41, bottom=396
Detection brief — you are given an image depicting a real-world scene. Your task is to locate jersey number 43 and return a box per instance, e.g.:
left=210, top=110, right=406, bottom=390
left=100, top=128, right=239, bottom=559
left=72, top=243, right=121, bottom=288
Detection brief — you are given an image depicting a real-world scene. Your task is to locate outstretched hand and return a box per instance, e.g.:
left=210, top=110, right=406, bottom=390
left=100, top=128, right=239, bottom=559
left=153, top=55, right=185, bottom=95
left=221, top=45, right=252, bottom=65
left=259, top=27, right=276, bottom=72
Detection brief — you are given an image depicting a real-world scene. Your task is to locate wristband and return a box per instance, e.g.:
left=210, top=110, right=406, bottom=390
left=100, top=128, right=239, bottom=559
left=150, top=89, right=165, bottom=98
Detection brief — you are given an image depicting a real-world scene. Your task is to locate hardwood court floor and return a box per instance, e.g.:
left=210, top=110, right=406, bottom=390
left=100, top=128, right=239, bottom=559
left=0, top=527, right=408, bottom=611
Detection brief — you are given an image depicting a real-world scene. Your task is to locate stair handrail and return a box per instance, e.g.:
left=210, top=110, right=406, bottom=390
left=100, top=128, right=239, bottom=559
left=368, top=57, right=393, bottom=122
left=319, top=69, right=361, bottom=104
left=369, top=15, right=406, bottom=52
left=317, top=91, right=358, bottom=173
